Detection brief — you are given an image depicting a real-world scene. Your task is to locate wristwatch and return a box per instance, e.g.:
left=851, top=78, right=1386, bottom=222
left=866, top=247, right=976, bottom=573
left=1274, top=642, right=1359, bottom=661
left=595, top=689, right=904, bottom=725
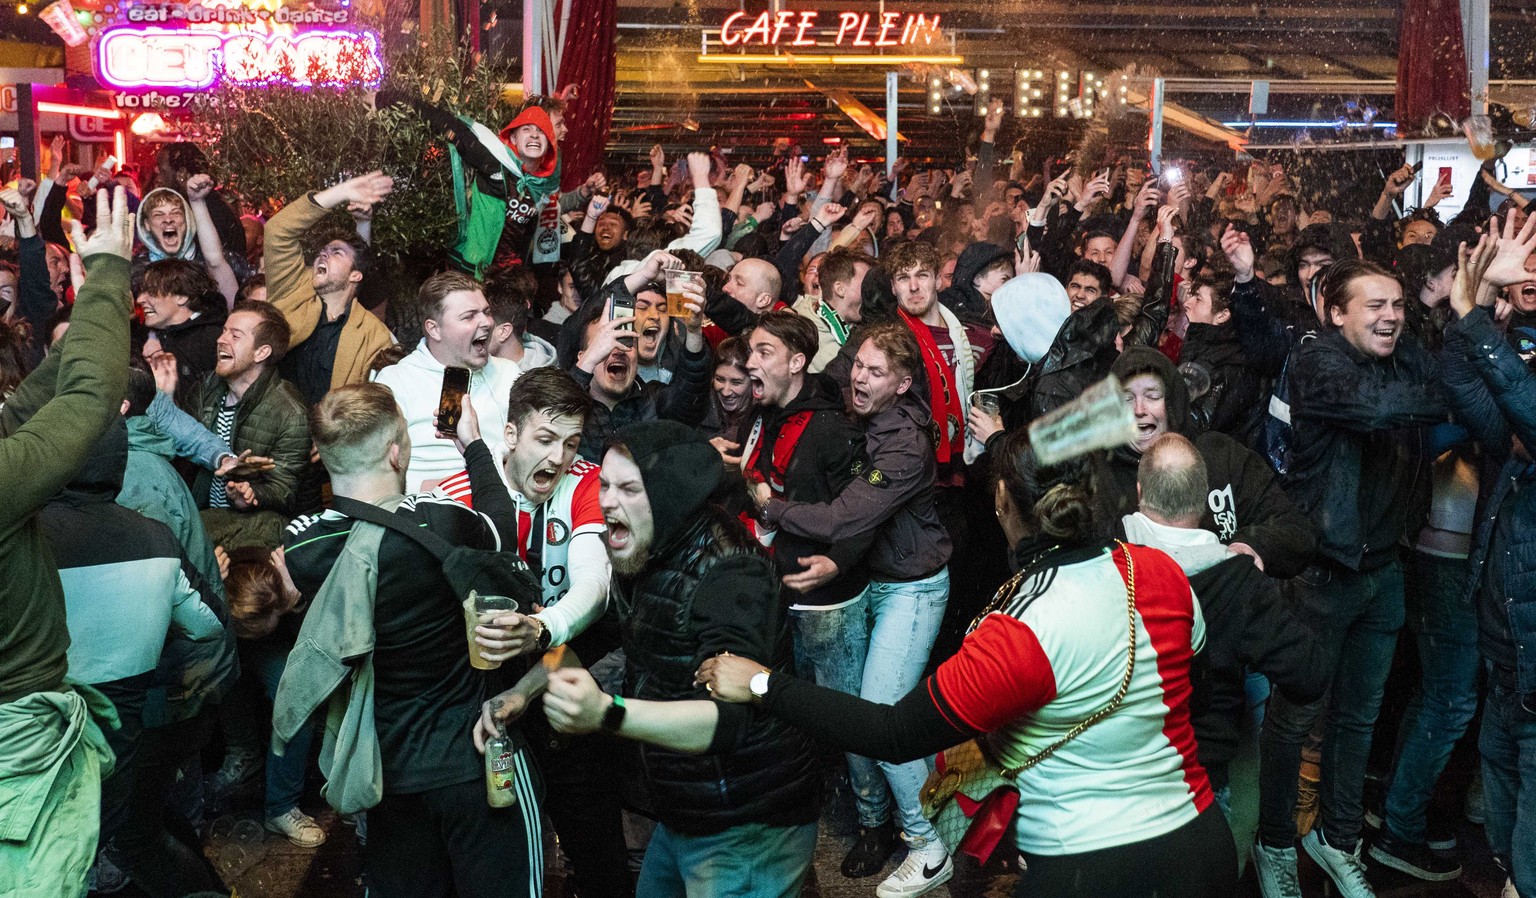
left=749, top=670, right=772, bottom=702
left=601, top=695, right=627, bottom=733
left=530, top=615, right=553, bottom=652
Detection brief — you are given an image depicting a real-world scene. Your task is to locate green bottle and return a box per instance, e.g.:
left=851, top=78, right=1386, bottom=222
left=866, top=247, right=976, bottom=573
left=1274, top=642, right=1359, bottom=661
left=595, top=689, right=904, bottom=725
left=485, top=722, right=518, bottom=808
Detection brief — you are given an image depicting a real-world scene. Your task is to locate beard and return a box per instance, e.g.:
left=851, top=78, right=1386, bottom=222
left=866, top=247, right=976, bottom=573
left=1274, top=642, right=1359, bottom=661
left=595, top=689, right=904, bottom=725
left=610, top=546, right=651, bottom=578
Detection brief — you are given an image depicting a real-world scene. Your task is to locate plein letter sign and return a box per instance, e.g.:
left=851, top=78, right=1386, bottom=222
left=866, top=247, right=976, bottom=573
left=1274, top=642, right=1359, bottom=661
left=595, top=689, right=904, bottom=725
left=718, top=9, right=941, bottom=49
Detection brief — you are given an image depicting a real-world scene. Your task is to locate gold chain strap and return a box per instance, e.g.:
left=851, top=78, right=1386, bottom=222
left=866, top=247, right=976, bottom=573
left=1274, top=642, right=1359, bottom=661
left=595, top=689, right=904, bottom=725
left=1001, top=540, right=1138, bottom=778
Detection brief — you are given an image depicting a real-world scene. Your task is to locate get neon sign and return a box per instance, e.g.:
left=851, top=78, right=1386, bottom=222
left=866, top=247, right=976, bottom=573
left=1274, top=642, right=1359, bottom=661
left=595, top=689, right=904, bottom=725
left=96, top=26, right=383, bottom=89
left=718, top=10, right=941, bottom=48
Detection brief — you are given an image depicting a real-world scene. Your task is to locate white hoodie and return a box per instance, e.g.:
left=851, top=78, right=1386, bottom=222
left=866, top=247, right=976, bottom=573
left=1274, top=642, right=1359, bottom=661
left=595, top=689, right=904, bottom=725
left=373, top=340, right=522, bottom=491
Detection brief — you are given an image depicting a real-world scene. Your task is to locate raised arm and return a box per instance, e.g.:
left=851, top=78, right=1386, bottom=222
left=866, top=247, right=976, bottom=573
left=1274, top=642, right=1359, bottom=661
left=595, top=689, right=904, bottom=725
left=186, top=174, right=239, bottom=307
left=0, top=188, right=134, bottom=528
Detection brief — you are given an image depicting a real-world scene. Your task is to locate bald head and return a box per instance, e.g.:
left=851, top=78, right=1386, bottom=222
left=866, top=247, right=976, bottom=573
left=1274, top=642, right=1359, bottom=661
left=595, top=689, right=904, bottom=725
left=725, top=258, right=783, bottom=314
left=1137, top=433, right=1208, bottom=528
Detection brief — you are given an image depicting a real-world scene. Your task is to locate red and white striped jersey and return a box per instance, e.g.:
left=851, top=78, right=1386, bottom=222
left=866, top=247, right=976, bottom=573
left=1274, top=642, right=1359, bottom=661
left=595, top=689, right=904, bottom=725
left=932, top=543, right=1211, bottom=855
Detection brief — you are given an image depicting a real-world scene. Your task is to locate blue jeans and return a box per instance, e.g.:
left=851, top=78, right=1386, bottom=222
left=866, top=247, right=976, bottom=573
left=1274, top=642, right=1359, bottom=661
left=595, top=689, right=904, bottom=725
left=1480, top=674, right=1536, bottom=898
left=790, top=596, right=887, bottom=829
left=223, top=637, right=315, bottom=819
left=636, top=820, right=817, bottom=898
left=1258, top=561, right=1405, bottom=849
left=860, top=570, right=948, bottom=845
left=1383, top=551, right=1480, bottom=844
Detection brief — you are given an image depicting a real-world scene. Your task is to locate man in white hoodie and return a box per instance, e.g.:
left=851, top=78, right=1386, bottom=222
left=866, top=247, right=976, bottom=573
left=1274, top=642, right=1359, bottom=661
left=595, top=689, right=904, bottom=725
left=373, top=271, right=521, bottom=490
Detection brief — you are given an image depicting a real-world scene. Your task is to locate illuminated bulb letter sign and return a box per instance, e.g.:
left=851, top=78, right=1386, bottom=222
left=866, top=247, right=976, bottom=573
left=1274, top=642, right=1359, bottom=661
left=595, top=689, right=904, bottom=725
left=718, top=9, right=941, bottom=49
left=94, top=2, right=383, bottom=92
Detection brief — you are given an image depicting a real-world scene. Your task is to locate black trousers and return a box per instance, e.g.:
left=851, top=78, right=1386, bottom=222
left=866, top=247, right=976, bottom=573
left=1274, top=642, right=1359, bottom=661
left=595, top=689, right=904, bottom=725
left=1015, top=804, right=1237, bottom=898
left=524, top=704, right=635, bottom=898
left=367, top=768, right=543, bottom=898
left=105, top=707, right=226, bottom=898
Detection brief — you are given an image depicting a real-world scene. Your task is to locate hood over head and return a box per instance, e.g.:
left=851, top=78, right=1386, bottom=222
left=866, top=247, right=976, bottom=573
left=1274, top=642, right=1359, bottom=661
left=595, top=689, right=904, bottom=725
left=135, top=187, right=199, bottom=262
left=940, top=241, right=1012, bottom=326
left=609, top=420, right=723, bottom=552
left=499, top=106, right=559, bottom=177
left=992, top=273, right=1071, bottom=364
left=53, top=416, right=129, bottom=505
left=1110, top=345, right=1191, bottom=443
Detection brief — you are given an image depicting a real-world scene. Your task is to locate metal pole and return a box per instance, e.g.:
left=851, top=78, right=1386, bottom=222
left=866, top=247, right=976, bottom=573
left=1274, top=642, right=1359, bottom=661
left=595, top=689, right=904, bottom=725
left=522, top=0, right=542, bottom=94
left=17, top=83, right=37, bottom=185
left=1463, top=0, right=1489, bottom=114
left=1149, top=77, right=1165, bottom=173
left=886, top=71, right=898, bottom=176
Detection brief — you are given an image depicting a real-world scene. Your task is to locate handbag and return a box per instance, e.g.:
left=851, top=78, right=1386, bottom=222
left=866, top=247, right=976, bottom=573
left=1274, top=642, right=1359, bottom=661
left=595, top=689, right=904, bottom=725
left=919, top=541, right=1139, bottom=863
left=331, top=494, right=541, bottom=611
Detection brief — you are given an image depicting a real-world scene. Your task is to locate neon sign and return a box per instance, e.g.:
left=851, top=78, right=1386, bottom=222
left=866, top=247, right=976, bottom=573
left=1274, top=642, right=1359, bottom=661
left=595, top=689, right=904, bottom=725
left=718, top=10, right=941, bottom=48
left=96, top=26, right=383, bottom=89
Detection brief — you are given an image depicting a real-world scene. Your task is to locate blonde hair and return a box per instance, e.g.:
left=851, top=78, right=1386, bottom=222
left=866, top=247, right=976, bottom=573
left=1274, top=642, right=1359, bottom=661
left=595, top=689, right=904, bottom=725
left=309, top=383, right=406, bottom=477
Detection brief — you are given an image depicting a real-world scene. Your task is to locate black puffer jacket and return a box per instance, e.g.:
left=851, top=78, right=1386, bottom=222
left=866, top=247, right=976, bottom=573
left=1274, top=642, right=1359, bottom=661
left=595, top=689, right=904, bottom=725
left=617, top=508, right=820, bottom=835
left=1102, top=347, right=1319, bottom=578
left=1441, top=308, right=1536, bottom=693
left=1283, top=329, right=1446, bottom=571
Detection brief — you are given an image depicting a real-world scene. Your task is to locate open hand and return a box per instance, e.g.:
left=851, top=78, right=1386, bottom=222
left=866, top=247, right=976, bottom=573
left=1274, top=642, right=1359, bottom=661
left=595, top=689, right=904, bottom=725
left=782, top=554, right=838, bottom=592
left=70, top=187, right=135, bottom=261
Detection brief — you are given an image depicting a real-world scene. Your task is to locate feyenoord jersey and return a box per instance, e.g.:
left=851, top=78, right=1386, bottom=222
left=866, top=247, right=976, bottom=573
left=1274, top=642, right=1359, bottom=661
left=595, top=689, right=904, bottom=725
left=436, top=459, right=604, bottom=608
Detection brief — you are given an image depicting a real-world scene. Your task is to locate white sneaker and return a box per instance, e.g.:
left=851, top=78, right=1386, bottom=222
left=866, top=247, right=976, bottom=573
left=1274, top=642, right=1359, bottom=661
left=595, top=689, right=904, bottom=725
left=1301, top=829, right=1376, bottom=898
left=265, top=807, right=327, bottom=848
left=1502, top=878, right=1518, bottom=898
left=875, top=839, right=952, bottom=898
left=1251, top=842, right=1302, bottom=898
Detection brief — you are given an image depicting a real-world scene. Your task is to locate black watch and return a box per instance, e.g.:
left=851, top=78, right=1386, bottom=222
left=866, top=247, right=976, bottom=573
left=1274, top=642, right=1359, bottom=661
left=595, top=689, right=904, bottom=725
left=532, top=616, right=553, bottom=652
left=600, top=695, right=627, bottom=733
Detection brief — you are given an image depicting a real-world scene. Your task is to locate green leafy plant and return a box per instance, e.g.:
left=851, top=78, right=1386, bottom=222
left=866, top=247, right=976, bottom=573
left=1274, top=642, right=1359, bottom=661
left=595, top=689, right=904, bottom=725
left=182, top=35, right=519, bottom=279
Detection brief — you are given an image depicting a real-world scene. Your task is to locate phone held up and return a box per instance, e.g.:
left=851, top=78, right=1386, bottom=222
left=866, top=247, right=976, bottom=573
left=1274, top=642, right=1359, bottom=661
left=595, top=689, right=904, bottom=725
left=436, top=366, right=471, bottom=438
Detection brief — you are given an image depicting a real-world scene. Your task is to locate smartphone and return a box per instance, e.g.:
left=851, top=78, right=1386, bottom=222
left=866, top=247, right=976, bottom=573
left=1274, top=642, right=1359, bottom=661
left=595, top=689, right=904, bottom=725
left=1410, top=160, right=1424, bottom=174
left=1163, top=166, right=1185, bottom=187
left=1438, top=166, right=1453, bottom=187
left=436, top=367, right=470, bottom=436
left=609, top=291, right=635, bottom=332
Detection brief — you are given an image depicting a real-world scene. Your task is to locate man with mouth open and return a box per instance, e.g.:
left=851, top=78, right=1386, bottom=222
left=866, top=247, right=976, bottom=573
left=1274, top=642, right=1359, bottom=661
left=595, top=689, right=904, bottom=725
left=1250, top=259, right=1449, bottom=898
left=265, top=171, right=397, bottom=403
left=373, top=271, right=522, bottom=491
left=569, top=251, right=712, bottom=461
left=439, top=367, right=633, bottom=898
left=753, top=323, right=956, bottom=895
left=528, top=420, right=821, bottom=898
left=187, top=299, right=313, bottom=550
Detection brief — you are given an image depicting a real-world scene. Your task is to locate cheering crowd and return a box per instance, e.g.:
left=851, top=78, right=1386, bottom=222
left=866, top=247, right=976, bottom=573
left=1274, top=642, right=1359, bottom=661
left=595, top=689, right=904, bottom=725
left=1, top=91, right=1534, bottom=898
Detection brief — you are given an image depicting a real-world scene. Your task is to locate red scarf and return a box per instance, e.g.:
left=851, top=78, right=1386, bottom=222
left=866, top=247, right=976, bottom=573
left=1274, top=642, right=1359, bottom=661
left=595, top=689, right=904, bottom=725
left=900, top=309, right=965, bottom=466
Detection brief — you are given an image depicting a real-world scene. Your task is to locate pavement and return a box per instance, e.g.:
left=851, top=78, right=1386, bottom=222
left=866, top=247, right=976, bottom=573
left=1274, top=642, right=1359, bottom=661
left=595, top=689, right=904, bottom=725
left=94, top=773, right=1513, bottom=898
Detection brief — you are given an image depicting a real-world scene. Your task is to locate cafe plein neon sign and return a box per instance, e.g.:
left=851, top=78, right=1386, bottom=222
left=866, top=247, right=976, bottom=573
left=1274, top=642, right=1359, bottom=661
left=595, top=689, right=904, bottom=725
left=96, top=26, right=383, bottom=89
left=718, top=10, right=942, bottom=48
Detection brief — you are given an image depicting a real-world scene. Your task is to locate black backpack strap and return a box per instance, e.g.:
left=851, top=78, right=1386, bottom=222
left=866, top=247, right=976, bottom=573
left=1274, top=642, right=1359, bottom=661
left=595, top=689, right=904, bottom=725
left=331, top=494, right=460, bottom=561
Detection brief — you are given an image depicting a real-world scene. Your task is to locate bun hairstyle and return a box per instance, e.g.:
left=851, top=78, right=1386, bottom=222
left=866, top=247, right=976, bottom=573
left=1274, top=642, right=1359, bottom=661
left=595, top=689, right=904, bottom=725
left=994, top=428, right=1098, bottom=544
